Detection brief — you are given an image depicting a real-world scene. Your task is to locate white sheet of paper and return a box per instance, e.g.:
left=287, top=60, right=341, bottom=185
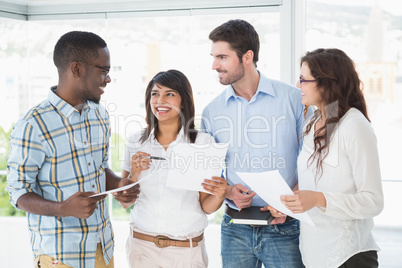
left=90, top=172, right=154, bottom=197
left=236, top=170, right=315, bottom=226
left=165, top=143, right=229, bottom=193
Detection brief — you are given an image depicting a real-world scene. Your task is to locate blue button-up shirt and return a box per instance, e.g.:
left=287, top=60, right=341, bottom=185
left=201, top=72, right=311, bottom=207
left=6, top=88, right=114, bottom=268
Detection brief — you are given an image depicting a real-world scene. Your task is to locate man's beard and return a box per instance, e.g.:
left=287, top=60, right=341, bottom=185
left=219, top=64, right=245, bottom=85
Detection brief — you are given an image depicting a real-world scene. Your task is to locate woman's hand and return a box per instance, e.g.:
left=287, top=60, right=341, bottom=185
left=200, top=177, right=228, bottom=214
left=202, top=176, right=228, bottom=200
left=113, top=179, right=140, bottom=209
left=130, top=151, right=151, bottom=181
left=281, top=190, right=326, bottom=214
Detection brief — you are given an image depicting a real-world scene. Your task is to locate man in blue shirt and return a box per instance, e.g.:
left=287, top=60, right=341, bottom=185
left=201, top=19, right=310, bottom=268
left=7, top=31, right=139, bottom=268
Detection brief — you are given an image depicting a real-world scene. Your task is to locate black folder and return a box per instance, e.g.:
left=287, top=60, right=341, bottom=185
left=225, top=205, right=274, bottom=225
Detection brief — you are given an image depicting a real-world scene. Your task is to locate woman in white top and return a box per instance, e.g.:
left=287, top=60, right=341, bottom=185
left=279, top=48, right=384, bottom=268
left=120, top=69, right=227, bottom=268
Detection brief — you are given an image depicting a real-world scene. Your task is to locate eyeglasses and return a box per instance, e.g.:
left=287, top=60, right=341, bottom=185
left=79, top=61, right=110, bottom=75
left=299, top=77, right=317, bottom=85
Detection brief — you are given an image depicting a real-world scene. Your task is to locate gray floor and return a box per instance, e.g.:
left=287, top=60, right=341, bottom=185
left=373, top=226, right=402, bottom=268
left=1, top=216, right=401, bottom=268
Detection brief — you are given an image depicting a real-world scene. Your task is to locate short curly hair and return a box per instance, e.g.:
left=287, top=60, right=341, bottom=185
left=53, top=31, right=107, bottom=72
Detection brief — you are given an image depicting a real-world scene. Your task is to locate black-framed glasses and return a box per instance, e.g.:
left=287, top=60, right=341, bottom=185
left=299, top=77, right=317, bottom=85
left=79, top=61, right=110, bottom=75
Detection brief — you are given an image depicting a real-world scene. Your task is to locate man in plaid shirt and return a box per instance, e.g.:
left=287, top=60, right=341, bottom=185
left=6, top=31, right=139, bottom=268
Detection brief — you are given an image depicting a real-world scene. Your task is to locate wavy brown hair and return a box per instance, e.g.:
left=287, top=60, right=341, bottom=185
left=140, top=69, right=197, bottom=144
left=301, top=48, right=369, bottom=178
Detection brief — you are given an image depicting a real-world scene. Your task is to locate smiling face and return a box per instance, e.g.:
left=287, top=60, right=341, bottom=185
left=297, top=62, right=324, bottom=109
left=150, top=83, right=182, bottom=125
left=210, top=41, right=245, bottom=86
left=79, top=47, right=111, bottom=104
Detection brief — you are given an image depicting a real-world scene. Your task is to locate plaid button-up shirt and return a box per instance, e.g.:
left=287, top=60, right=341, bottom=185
left=7, top=88, right=114, bottom=268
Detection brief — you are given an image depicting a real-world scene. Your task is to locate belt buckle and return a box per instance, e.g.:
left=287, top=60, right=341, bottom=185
left=154, top=235, right=169, bottom=248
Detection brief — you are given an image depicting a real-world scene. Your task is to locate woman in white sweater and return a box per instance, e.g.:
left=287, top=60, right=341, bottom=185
left=120, top=69, right=227, bottom=268
left=280, top=48, right=384, bottom=268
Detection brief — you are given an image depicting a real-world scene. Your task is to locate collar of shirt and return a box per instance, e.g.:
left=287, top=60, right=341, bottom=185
left=224, top=72, right=276, bottom=106
left=146, top=127, right=187, bottom=148
left=48, top=86, right=92, bottom=118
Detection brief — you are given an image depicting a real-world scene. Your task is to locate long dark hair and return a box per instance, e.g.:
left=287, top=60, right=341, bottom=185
left=301, top=48, right=369, bottom=178
left=140, top=69, right=197, bottom=143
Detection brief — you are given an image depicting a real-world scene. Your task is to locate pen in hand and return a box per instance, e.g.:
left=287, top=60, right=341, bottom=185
left=139, top=155, right=166, bottom=160
left=150, top=156, right=166, bottom=160
left=238, top=189, right=254, bottom=212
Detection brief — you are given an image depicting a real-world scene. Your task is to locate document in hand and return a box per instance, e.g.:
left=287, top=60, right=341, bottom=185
left=236, top=170, right=315, bottom=226
left=89, top=171, right=157, bottom=197
left=90, top=181, right=140, bottom=197
left=225, top=206, right=274, bottom=225
left=165, top=143, right=229, bottom=193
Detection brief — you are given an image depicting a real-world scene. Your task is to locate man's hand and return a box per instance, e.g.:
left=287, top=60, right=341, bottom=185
left=226, top=183, right=256, bottom=209
left=202, top=176, right=228, bottom=200
left=112, top=178, right=140, bottom=209
left=261, top=204, right=286, bottom=225
left=60, top=192, right=106, bottom=219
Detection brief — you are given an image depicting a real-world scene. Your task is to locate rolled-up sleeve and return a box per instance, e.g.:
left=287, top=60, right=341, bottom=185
left=6, top=120, right=46, bottom=207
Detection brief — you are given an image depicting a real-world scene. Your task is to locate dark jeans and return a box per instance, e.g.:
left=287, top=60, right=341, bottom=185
left=338, top=250, right=378, bottom=268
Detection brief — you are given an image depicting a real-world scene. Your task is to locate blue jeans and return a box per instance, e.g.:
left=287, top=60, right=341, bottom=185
left=221, top=214, right=303, bottom=268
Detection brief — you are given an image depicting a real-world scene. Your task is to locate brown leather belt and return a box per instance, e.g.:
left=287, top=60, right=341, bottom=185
left=133, top=231, right=203, bottom=248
